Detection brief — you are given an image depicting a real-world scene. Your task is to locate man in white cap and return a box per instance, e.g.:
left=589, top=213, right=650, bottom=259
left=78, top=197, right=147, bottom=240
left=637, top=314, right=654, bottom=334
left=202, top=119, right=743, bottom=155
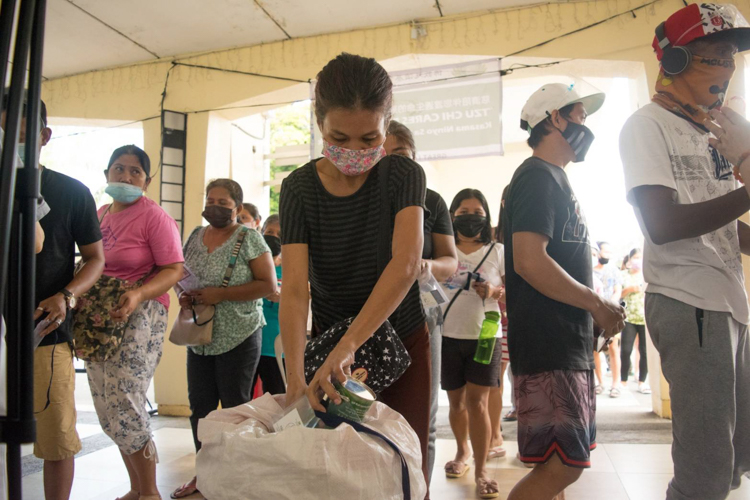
left=620, top=3, right=750, bottom=498
left=503, top=83, right=626, bottom=500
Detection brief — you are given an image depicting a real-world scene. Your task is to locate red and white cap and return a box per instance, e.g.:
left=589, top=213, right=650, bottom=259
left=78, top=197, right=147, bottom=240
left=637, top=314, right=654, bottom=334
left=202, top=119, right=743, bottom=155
left=653, top=3, right=750, bottom=60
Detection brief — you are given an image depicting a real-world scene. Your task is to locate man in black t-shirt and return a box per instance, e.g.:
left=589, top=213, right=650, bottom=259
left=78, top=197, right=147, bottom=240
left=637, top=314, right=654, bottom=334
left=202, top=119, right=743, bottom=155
left=503, top=83, right=625, bottom=500
left=2, top=96, right=105, bottom=500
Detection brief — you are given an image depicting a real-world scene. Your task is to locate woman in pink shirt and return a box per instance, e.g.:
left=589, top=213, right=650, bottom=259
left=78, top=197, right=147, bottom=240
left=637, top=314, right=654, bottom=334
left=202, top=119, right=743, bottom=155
left=85, top=145, right=184, bottom=500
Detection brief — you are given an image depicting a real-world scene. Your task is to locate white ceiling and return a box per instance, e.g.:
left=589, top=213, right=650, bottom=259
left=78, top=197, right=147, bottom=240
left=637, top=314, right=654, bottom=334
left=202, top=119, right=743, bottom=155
left=41, top=0, right=537, bottom=80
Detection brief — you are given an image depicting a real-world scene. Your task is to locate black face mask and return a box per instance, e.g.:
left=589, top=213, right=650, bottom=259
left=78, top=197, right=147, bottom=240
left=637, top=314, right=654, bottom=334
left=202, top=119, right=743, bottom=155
left=264, top=234, right=281, bottom=258
left=202, top=205, right=235, bottom=229
left=559, top=119, right=595, bottom=163
left=453, top=214, right=486, bottom=239
left=598, top=257, right=610, bottom=266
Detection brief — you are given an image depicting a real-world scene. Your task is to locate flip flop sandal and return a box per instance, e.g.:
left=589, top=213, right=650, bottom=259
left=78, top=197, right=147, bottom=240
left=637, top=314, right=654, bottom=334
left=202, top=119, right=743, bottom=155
left=503, top=410, right=517, bottom=422
left=476, top=478, right=500, bottom=499
left=170, top=481, right=199, bottom=499
left=610, top=387, right=621, bottom=398
left=444, top=460, right=471, bottom=478
left=487, top=446, right=507, bottom=460
left=595, top=384, right=603, bottom=395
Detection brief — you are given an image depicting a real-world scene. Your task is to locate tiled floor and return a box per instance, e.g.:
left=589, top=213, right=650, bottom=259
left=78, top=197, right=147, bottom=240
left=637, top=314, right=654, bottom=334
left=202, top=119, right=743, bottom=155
left=19, top=426, right=750, bottom=499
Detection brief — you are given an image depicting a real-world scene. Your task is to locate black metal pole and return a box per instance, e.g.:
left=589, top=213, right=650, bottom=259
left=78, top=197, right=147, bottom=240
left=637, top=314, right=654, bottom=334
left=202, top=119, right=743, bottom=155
left=0, top=0, right=18, bottom=99
left=1, top=0, right=43, bottom=498
left=0, top=0, right=35, bottom=311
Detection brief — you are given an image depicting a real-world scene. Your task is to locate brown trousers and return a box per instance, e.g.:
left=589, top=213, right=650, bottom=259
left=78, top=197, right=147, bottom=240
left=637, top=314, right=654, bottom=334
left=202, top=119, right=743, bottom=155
left=380, top=323, right=432, bottom=500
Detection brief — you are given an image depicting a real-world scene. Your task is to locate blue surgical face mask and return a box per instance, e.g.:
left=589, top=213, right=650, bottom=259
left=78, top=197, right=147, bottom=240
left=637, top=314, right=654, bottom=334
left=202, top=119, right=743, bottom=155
left=105, top=182, right=143, bottom=204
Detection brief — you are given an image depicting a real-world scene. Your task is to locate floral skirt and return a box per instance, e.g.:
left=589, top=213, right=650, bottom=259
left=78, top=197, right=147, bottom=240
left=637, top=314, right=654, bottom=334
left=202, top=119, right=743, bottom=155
left=85, top=300, right=166, bottom=455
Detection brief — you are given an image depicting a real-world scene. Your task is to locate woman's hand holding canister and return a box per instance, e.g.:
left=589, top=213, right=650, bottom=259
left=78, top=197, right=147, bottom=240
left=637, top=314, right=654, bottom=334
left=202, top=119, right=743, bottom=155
left=306, top=339, right=356, bottom=412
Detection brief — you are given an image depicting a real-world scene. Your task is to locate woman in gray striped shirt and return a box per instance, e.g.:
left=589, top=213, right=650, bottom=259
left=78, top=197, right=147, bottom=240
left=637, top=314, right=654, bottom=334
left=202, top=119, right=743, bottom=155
left=279, top=53, right=432, bottom=497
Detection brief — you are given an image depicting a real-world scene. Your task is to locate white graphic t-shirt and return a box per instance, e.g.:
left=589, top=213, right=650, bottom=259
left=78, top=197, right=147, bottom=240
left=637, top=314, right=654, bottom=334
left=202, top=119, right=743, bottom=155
left=441, top=243, right=505, bottom=340
left=620, top=103, right=749, bottom=324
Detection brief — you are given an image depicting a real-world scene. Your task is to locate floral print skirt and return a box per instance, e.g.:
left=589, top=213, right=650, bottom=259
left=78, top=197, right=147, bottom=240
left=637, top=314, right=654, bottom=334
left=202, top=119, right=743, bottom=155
left=85, top=300, right=166, bottom=455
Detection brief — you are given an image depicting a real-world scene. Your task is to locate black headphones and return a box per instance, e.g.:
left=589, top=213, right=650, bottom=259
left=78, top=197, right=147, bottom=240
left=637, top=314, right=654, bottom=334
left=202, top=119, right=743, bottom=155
left=656, top=22, right=692, bottom=75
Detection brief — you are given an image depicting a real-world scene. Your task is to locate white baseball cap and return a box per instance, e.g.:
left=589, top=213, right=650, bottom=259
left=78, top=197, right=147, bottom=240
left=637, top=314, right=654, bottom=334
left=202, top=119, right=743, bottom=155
left=520, top=82, right=606, bottom=131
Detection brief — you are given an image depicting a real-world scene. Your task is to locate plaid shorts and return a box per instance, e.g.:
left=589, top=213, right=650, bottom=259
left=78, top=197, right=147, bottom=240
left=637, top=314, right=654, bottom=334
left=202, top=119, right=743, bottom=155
left=515, top=370, right=596, bottom=468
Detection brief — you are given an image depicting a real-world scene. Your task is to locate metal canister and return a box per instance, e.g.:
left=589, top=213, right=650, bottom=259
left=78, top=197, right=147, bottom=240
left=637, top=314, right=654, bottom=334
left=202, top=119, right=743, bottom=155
left=326, top=376, right=376, bottom=423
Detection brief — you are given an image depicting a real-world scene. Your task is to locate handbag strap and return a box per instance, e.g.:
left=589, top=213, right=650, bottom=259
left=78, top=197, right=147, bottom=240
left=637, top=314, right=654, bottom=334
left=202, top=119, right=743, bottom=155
left=314, top=410, right=411, bottom=499
left=75, top=205, right=112, bottom=275
left=442, top=242, right=496, bottom=321
left=98, top=204, right=111, bottom=224
left=192, top=305, right=216, bottom=326
left=221, top=226, right=249, bottom=288
left=377, top=156, right=392, bottom=276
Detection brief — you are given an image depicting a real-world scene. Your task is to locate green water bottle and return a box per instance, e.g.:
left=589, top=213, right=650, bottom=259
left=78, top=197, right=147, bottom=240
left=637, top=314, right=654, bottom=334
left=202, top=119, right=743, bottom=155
left=474, top=311, right=501, bottom=365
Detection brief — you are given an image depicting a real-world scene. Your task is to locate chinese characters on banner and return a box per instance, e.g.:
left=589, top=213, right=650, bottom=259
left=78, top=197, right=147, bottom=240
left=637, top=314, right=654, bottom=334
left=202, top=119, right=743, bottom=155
left=310, top=58, right=503, bottom=161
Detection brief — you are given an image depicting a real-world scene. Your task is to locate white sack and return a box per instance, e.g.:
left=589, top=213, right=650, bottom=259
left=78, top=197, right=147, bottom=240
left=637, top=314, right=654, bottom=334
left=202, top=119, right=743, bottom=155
left=196, top=393, right=425, bottom=500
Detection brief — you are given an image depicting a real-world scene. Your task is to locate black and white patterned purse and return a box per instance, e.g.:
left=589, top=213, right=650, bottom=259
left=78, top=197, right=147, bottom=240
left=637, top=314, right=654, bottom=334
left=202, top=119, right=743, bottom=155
left=303, top=317, right=411, bottom=394
left=303, top=156, right=412, bottom=394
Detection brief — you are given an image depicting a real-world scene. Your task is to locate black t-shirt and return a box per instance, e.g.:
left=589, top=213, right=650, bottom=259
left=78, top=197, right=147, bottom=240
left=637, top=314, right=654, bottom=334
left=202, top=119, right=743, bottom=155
left=503, top=157, right=594, bottom=375
left=422, top=188, right=453, bottom=259
left=36, top=167, right=102, bottom=346
left=280, top=155, right=427, bottom=339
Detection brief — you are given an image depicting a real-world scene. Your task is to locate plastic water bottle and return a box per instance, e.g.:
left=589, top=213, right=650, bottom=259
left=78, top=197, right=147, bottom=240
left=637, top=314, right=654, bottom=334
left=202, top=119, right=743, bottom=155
left=474, top=311, right=501, bottom=365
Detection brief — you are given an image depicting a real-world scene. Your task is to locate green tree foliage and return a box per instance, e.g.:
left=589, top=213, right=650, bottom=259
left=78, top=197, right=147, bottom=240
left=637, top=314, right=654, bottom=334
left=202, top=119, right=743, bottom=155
left=269, top=103, right=310, bottom=214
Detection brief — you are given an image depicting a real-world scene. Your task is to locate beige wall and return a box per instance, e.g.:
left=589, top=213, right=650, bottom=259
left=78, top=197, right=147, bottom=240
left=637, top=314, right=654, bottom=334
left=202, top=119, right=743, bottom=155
left=42, top=0, right=750, bottom=415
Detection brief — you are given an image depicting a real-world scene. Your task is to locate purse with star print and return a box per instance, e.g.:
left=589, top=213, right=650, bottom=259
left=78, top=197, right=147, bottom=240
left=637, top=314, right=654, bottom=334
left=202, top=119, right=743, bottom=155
left=303, top=317, right=411, bottom=394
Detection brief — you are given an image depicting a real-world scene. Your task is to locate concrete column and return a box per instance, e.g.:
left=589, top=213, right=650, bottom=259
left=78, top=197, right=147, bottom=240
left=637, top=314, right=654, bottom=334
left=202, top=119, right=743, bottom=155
left=152, top=112, right=212, bottom=417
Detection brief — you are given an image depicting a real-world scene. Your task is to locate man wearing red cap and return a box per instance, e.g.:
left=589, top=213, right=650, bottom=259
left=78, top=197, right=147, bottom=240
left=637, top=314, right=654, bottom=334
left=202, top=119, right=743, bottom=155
left=620, top=3, right=750, bottom=499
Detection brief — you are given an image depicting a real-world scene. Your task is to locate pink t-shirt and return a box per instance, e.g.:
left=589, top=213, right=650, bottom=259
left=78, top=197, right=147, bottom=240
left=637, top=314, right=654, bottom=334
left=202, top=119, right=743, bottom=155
left=98, top=197, right=184, bottom=309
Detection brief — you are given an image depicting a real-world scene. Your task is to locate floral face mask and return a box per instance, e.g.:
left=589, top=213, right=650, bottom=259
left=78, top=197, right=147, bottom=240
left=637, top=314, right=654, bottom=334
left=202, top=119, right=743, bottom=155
left=322, top=140, right=386, bottom=176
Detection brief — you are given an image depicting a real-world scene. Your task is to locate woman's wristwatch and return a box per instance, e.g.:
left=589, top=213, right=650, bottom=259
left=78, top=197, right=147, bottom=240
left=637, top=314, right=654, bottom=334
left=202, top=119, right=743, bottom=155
left=60, top=288, right=77, bottom=309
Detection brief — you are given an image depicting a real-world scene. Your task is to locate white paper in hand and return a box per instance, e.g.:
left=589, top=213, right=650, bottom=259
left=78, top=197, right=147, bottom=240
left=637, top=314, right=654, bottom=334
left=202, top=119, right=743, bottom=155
left=33, top=319, right=50, bottom=349
left=177, top=265, right=202, bottom=293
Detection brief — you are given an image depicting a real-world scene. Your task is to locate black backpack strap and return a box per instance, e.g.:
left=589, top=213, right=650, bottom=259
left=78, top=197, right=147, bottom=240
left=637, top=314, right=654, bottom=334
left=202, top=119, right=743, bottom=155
left=314, top=410, right=411, bottom=499
left=442, top=242, right=496, bottom=321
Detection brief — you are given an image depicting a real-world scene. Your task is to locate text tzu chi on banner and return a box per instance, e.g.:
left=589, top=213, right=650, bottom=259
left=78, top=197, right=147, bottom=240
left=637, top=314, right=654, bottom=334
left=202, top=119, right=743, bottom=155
left=390, top=59, right=503, bottom=160
left=310, top=58, right=503, bottom=161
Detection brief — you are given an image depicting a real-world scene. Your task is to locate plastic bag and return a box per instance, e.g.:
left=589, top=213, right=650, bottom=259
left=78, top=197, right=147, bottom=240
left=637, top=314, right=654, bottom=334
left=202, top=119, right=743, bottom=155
left=196, top=393, right=426, bottom=500
left=419, top=270, right=448, bottom=311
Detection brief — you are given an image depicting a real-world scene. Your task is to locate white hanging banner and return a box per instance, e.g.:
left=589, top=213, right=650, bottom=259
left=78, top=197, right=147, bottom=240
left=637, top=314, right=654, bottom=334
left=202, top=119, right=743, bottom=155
left=390, top=58, right=503, bottom=160
left=311, top=58, right=504, bottom=161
